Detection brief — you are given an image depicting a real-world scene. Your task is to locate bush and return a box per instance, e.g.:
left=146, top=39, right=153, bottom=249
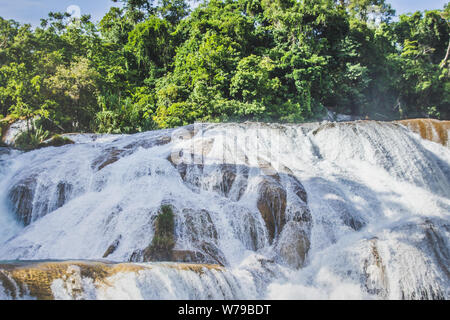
left=14, top=126, right=49, bottom=151
left=14, top=128, right=74, bottom=151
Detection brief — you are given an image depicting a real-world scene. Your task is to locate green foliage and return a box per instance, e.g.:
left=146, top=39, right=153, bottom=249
left=390, top=10, right=450, bottom=119
left=0, top=0, right=449, bottom=136
left=143, top=204, right=175, bottom=261
left=14, top=127, right=75, bottom=151
left=14, top=126, right=49, bottom=150
left=45, top=57, right=100, bottom=130
left=126, top=16, right=173, bottom=69
left=42, top=134, right=75, bottom=147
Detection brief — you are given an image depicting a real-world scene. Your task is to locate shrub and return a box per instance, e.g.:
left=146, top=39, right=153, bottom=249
left=40, top=134, right=75, bottom=148
left=14, top=126, right=49, bottom=151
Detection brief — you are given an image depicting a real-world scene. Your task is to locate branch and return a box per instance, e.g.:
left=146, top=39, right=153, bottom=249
left=440, top=40, right=450, bottom=68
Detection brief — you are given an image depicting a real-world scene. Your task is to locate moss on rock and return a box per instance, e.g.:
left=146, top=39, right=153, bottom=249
left=143, top=205, right=176, bottom=261
left=40, top=135, right=75, bottom=148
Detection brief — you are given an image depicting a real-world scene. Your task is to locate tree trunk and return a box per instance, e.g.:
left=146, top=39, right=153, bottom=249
left=440, top=40, right=450, bottom=68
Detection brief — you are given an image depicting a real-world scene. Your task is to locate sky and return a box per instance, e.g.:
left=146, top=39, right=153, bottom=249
left=0, top=0, right=448, bottom=26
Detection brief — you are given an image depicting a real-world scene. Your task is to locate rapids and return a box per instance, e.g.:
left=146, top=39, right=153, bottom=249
left=0, top=120, right=449, bottom=300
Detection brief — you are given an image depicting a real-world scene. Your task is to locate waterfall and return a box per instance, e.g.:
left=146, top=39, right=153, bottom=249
left=0, top=120, right=449, bottom=300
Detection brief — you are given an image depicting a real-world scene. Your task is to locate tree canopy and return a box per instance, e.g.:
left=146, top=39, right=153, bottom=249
left=0, top=0, right=448, bottom=134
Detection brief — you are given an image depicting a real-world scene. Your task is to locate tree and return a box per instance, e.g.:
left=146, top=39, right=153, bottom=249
left=45, top=57, right=100, bottom=130
left=1, top=0, right=449, bottom=137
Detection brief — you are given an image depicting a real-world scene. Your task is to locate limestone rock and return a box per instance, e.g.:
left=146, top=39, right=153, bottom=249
left=123, top=133, right=171, bottom=150
left=130, top=205, right=227, bottom=266
left=8, top=176, right=74, bottom=226
left=256, top=176, right=287, bottom=244
left=362, top=238, right=389, bottom=298
left=397, top=119, right=450, bottom=147
left=102, top=236, right=122, bottom=258
left=275, top=221, right=311, bottom=269
left=7, top=176, right=37, bottom=225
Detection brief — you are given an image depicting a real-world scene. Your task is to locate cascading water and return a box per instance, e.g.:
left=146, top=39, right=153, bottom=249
left=0, top=120, right=449, bottom=300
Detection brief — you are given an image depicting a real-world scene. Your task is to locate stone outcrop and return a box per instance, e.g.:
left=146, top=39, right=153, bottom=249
left=55, top=182, right=73, bottom=211
left=397, top=119, right=449, bottom=147
left=256, top=175, right=287, bottom=244
left=7, top=175, right=74, bottom=226
left=129, top=205, right=227, bottom=266
left=39, top=135, right=75, bottom=148
left=102, top=236, right=122, bottom=258
left=362, top=238, right=389, bottom=298
left=276, top=221, right=311, bottom=269
left=123, top=133, right=171, bottom=150
left=7, top=176, right=37, bottom=225
left=91, top=147, right=128, bottom=171
left=273, top=175, right=312, bottom=269
left=167, top=155, right=249, bottom=201
left=0, top=261, right=222, bottom=300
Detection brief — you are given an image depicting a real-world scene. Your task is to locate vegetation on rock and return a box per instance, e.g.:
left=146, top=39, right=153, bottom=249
left=14, top=128, right=74, bottom=151
left=143, top=204, right=176, bottom=261
left=14, top=127, right=50, bottom=151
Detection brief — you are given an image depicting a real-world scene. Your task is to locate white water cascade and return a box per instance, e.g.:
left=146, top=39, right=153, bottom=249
left=0, top=120, right=449, bottom=300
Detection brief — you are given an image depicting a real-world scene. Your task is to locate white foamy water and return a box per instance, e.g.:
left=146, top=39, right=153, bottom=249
left=0, top=121, right=449, bottom=300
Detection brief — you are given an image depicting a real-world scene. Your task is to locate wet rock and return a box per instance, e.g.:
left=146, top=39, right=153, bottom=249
left=214, top=164, right=236, bottom=197
left=124, top=134, right=171, bottom=150
left=171, top=249, right=208, bottom=264
left=397, top=119, right=450, bottom=147
left=171, top=124, right=200, bottom=142
left=8, top=176, right=37, bottom=225
left=142, top=205, right=176, bottom=262
left=55, top=182, right=73, bottom=211
left=0, top=147, right=12, bottom=156
left=197, top=241, right=227, bottom=266
left=0, top=261, right=147, bottom=300
left=257, top=158, right=279, bottom=178
left=228, top=206, right=266, bottom=251
left=312, top=122, right=336, bottom=136
left=245, top=213, right=266, bottom=251
left=178, top=208, right=227, bottom=266
left=166, top=130, right=249, bottom=200
left=8, top=175, right=74, bottom=226
left=181, top=164, right=204, bottom=189
left=276, top=221, right=311, bottom=269
left=102, top=236, right=122, bottom=258
left=0, top=270, right=24, bottom=299
left=168, top=156, right=249, bottom=201
left=181, top=208, right=218, bottom=241
left=343, top=213, right=365, bottom=231
left=172, top=243, right=226, bottom=266
left=422, top=220, right=450, bottom=279
left=288, top=175, right=308, bottom=203
left=275, top=181, right=312, bottom=270
left=1, top=117, right=39, bottom=146
left=256, top=176, right=287, bottom=244
left=91, top=147, right=127, bottom=171
left=330, top=197, right=365, bottom=231
left=128, top=250, right=143, bottom=262
left=130, top=205, right=227, bottom=266
left=166, top=150, right=204, bottom=188
left=212, top=164, right=249, bottom=201
left=39, top=135, right=75, bottom=148
left=362, top=238, right=389, bottom=298
left=371, top=219, right=449, bottom=299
